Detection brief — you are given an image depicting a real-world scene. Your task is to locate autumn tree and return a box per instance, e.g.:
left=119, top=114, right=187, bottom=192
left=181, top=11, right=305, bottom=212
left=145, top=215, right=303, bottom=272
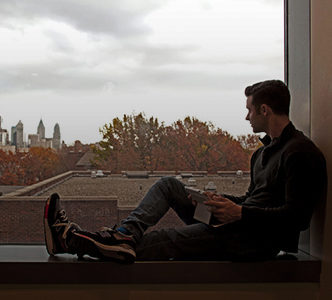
left=20, top=147, right=62, bottom=185
left=0, top=150, right=24, bottom=185
left=94, top=113, right=251, bottom=172
left=160, top=117, right=250, bottom=172
left=0, top=147, right=67, bottom=186
left=93, top=113, right=166, bottom=171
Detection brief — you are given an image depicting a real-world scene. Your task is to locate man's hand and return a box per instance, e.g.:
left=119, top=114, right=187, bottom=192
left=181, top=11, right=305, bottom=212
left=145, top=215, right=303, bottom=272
left=204, top=192, right=242, bottom=225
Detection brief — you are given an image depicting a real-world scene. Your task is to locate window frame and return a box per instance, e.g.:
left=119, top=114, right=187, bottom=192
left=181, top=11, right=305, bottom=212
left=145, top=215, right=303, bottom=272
left=0, top=1, right=325, bottom=284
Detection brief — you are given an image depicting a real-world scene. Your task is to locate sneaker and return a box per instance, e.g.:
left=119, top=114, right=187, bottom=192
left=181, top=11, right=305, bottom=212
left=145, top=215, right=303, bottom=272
left=72, top=227, right=136, bottom=263
left=44, top=193, right=81, bottom=255
left=44, top=193, right=136, bottom=263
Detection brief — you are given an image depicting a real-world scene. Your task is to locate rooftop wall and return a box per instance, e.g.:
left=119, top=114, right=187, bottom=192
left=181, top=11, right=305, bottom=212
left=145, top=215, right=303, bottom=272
left=0, top=171, right=249, bottom=244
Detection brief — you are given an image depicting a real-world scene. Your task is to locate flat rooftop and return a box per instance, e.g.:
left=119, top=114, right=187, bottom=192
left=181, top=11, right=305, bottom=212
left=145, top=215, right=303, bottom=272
left=0, top=185, right=24, bottom=195
left=39, top=176, right=250, bottom=206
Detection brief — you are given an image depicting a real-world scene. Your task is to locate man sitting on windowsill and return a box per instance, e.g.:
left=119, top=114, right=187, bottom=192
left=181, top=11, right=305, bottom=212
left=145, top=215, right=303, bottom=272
left=44, top=80, right=327, bottom=263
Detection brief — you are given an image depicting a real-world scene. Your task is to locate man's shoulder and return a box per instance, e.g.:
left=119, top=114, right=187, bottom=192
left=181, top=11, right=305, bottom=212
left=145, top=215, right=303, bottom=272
left=283, top=128, right=325, bottom=161
left=288, top=131, right=310, bottom=145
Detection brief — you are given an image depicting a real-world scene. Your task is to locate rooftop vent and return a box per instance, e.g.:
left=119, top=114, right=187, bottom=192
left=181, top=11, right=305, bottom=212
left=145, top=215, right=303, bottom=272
left=125, top=171, right=149, bottom=179
left=187, top=178, right=197, bottom=187
left=180, top=173, right=193, bottom=178
left=204, top=181, right=217, bottom=192
left=236, top=170, right=243, bottom=177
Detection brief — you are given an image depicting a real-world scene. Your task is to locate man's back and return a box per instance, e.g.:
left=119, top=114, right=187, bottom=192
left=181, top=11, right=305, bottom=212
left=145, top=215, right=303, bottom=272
left=237, top=122, right=327, bottom=251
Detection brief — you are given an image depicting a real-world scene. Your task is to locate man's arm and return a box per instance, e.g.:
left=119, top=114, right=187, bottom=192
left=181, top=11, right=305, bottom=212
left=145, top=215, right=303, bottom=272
left=220, top=192, right=249, bottom=205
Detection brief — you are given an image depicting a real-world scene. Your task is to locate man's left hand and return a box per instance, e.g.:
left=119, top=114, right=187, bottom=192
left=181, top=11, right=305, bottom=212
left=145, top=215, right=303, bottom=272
left=204, top=193, right=242, bottom=225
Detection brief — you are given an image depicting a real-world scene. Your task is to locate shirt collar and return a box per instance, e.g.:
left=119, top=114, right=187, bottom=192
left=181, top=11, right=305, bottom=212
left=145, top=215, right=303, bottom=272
left=259, top=122, right=295, bottom=147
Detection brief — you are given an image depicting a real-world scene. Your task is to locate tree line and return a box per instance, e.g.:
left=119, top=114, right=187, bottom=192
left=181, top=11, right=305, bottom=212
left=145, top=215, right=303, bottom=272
left=93, top=113, right=261, bottom=173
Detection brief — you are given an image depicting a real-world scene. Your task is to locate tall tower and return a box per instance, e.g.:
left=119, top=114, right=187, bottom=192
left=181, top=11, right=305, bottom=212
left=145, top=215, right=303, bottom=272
left=0, top=116, right=6, bottom=145
left=16, top=120, right=24, bottom=148
left=37, top=119, right=45, bottom=140
left=11, top=126, right=17, bottom=146
left=53, top=123, right=61, bottom=150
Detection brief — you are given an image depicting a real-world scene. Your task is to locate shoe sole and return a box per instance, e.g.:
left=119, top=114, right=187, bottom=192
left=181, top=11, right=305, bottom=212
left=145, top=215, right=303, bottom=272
left=74, top=232, right=136, bottom=262
left=43, top=196, right=56, bottom=255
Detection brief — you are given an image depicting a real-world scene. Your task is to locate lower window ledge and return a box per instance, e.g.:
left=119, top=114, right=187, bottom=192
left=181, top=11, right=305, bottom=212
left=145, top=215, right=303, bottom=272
left=0, top=245, right=321, bottom=284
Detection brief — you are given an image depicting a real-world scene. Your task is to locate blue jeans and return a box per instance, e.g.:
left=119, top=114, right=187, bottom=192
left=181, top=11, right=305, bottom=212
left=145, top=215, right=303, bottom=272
left=121, top=177, right=278, bottom=261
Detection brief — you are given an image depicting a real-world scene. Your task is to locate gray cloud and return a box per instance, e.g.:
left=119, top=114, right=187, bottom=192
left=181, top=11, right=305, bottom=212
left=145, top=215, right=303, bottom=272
left=0, top=59, right=107, bottom=92
left=137, top=45, right=196, bottom=66
left=0, top=45, right=194, bottom=93
left=0, top=0, right=282, bottom=95
left=0, top=0, right=163, bottom=37
left=0, top=55, right=274, bottom=94
left=120, top=66, right=268, bottom=92
left=0, top=31, right=281, bottom=94
left=44, top=29, right=75, bottom=53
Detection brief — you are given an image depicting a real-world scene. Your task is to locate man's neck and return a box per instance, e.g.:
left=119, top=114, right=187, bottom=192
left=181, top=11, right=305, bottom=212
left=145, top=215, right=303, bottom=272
left=266, top=116, right=290, bottom=139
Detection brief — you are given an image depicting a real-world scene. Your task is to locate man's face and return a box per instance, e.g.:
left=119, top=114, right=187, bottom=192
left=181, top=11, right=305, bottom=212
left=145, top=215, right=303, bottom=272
left=245, top=96, right=266, bottom=133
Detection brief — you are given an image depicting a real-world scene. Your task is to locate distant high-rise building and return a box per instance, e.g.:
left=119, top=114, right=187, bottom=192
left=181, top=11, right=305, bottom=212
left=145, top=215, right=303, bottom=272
left=37, top=119, right=45, bottom=139
left=0, top=130, right=9, bottom=146
left=53, top=123, right=61, bottom=150
left=0, top=116, right=9, bottom=146
left=11, top=126, right=17, bottom=146
left=45, top=138, right=53, bottom=149
left=16, top=120, right=24, bottom=148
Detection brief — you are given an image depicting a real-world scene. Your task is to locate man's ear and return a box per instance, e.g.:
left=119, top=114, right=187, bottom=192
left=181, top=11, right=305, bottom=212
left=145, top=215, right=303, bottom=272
left=260, top=104, right=270, bottom=116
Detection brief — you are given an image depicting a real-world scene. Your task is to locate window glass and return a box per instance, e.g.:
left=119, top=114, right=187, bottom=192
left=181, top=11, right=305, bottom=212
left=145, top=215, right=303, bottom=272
left=0, top=0, right=284, bottom=244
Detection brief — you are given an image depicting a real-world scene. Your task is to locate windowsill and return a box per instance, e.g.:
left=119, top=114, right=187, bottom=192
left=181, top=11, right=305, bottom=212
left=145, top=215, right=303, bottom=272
left=0, top=245, right=321, bottom=284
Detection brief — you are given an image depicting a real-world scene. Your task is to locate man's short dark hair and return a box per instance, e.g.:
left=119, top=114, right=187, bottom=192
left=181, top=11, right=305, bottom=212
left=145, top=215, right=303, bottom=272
left=245, top=80, right=290, bottom=116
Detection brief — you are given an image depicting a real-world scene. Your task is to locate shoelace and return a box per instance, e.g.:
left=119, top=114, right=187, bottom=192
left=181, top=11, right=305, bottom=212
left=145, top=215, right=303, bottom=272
left=58, top=209, right=68, bottom=222
left=52, top=222, right=82, bottom=242
left=98, top=224, right=117, bottom=232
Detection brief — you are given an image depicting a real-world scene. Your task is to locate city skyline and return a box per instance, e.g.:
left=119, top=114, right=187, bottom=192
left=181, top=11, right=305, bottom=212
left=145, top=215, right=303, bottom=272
left=0, top=116, right=61, bottom=148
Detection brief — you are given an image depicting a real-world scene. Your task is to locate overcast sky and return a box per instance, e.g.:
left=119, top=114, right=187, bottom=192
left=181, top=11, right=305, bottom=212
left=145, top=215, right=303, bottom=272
left=0, top=0, right=283, bottom=144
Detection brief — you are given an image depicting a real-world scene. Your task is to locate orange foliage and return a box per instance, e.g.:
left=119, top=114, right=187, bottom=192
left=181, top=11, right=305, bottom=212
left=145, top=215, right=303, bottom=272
left=0, top=150, right=24, bottom=185
left=0, top=148, right=66, bottom=185
left=93, top=113, right=252, bottom=173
